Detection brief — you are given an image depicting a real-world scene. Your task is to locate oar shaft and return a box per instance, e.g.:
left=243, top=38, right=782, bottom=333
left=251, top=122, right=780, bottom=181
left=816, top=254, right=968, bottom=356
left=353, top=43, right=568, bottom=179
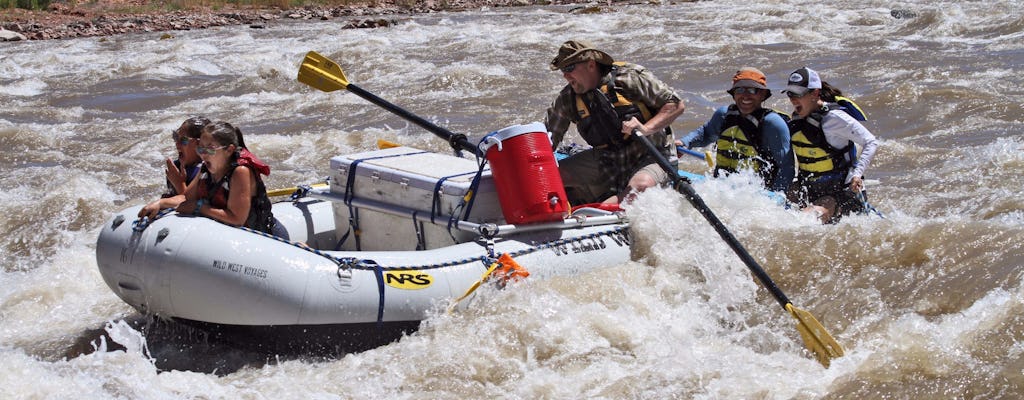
left=638, top=133, right=792, bottom=309
left=677, top=145, right=705, bottom=160
left=344, top=83, right=481, bottom=157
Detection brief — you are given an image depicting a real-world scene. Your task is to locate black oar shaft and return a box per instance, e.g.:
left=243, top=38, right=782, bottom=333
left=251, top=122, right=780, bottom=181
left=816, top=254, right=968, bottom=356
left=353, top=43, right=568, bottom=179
left=677, top=181, right=792, bottom=308
left=345, top=83, right=481, bottom=157
left=636, top=133, right=792, bottom=309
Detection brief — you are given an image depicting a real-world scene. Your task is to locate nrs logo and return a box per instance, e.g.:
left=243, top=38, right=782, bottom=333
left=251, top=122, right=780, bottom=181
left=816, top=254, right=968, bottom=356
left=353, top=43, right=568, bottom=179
left=385, top=271, right=433, bottom=290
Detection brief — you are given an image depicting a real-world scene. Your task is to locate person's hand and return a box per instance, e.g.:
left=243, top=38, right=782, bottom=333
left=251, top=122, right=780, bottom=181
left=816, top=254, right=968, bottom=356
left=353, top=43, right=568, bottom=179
left=621, top=117, right=646, bottom=138
left=849, top=175, right=864, bottom=193
left=138, top=200, right=161, bottom=219
left=165, top=158, right=186, bottom=195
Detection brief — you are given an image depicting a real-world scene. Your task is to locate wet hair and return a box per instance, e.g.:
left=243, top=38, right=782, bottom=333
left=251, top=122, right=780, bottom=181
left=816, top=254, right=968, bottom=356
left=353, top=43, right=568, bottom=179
left=820, top=81, right=844, bottom=102
left=178, top=116, right=211, bottom=139
left=203, top=121, right=248, bottom=149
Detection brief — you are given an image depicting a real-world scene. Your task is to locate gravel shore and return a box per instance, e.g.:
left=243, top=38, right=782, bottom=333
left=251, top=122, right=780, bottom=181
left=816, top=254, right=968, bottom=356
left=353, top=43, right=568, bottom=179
left=1, top=0, right=610, bottom=41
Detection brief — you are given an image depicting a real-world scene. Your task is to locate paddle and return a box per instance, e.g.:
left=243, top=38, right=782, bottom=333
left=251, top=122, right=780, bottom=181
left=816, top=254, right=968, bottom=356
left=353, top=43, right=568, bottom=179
left=636, top=131, right=844, bottom=368
left=297, top=51, right=481, bottom=157
left=677, top=145, right=714, bottom=168
left=295, top=50, right=842, bottom=365
left=267, top=183, right=329, bottom=197
left=856, top=191, right=885, bottom=219
left=267, top=140, right=400, bottom=197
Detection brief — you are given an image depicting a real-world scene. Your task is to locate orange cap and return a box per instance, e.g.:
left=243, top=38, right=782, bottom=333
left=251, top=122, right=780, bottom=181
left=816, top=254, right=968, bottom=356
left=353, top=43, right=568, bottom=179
left=731, top=67, right=768, bottom=89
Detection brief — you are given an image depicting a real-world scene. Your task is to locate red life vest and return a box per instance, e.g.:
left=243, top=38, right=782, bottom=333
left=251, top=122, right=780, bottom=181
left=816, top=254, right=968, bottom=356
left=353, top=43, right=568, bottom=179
left=196, top=148, right=274, bottom=233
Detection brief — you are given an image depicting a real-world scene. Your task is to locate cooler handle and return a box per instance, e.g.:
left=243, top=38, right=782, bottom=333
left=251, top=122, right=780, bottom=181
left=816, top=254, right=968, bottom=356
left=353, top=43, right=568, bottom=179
left=478, top=132, right=503, bottom=153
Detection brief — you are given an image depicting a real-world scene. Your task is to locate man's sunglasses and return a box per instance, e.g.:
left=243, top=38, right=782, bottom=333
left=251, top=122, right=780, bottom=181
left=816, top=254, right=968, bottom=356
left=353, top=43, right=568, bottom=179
left=731, top=87, right=761, bottom=95
left=560, top=62, right=581, bottom=74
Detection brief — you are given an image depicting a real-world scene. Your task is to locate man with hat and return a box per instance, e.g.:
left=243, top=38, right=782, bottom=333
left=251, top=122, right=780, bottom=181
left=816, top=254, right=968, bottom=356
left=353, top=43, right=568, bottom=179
left=677, top=67, right=794, bottom=192
left=545, top=40, right=685, bottom=205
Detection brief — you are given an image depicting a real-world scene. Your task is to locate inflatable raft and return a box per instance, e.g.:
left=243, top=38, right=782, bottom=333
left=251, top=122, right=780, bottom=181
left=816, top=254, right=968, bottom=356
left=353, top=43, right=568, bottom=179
left=96, top=124, right=634, bottom=352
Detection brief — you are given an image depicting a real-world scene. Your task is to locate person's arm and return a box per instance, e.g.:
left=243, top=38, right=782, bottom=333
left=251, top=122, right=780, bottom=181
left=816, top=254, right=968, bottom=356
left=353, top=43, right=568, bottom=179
left=628, top=102, right=684, bottom=136
left=849, top=122, right=879, bottom=181
left=545, top=87, right=575, bottom=150
left=165, top=158, right=186, bottom=196
left=761, top=112, right=794, bottom=192
left=174, top=173, right=204, bottom=215
left=138, top=194, right=185, bottom=218
left=202, top=166, right=254, bottom=227
left=823, top=111, right=879, bottom=191
left=139, top=162, right=198, bottom=218
left=678, top=106, right=728, bottom=149
left=616, top=64, right=685, bottom=136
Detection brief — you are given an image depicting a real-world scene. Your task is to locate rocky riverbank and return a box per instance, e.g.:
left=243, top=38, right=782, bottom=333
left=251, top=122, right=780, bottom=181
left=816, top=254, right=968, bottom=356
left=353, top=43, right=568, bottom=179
left=0, top=0, right=618, bottom=41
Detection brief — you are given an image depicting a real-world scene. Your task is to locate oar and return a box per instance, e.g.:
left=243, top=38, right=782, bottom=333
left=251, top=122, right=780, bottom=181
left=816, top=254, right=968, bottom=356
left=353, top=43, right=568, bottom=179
left=636, top=131, right=844, bottom=368
left=267, top=141, right=401, bottom=197
left=377, top=139, right=401, bottom=149
left=267, top=183, right=329, bottom=197
left=677, top=145, right=714, bottom=168
left=297, top=51, right=481, bottom=157
left=856, top=191, right=885, bottom=219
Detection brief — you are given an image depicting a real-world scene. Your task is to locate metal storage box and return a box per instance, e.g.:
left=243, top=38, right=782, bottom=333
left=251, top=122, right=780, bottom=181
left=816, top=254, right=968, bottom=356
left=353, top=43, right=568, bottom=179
left=328, top=147, right=503, bottom=251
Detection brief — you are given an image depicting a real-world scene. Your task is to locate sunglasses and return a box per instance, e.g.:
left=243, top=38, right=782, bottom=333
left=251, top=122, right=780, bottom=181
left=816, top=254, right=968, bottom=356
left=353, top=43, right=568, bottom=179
left=196, top=145, right=228, bottom=155
left=731, top=87, right=761, bottom=95
left=786, top=90, right=811, bottom=99
left=560, top=62, right=580, bottom=74
left=171, top=132, right=194, bottom=146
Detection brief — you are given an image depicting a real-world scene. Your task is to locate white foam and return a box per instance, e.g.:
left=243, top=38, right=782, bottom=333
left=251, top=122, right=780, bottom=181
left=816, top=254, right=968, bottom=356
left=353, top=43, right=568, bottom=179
left=1, top=1, right=1021, bottom=397
left=0, top=78, right=48, bottom=97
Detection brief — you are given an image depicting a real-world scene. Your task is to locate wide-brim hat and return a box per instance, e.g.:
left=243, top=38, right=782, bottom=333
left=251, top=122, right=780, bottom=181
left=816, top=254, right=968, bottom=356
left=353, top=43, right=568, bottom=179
left=550, top=40, right=614, bottom=71
left=781, top=67, right=822, bottom=96
left=727, top=67, right=770, bottom=98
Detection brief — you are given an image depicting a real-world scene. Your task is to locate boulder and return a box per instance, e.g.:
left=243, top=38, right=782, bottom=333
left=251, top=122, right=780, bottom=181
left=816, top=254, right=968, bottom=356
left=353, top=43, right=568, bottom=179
left=890, top=9, right=918, bottom=19
left=0, top=28, right=28, bottom=42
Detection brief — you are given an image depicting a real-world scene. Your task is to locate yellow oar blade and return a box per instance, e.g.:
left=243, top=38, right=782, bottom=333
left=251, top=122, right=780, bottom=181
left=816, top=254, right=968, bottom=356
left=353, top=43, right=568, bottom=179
left=376, top=139, right=401, bottom=149
left=786, top=303, right=844, bottom=368
left=447, top=261, right=502, bottom=314
left=297, top=51, right=350, bottom=92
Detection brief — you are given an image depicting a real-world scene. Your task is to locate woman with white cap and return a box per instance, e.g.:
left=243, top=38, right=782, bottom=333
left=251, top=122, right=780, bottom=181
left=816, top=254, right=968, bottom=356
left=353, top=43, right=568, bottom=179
left=677, top=67, right=793, bottom=192
left=783, top=67, right=880, bottom=223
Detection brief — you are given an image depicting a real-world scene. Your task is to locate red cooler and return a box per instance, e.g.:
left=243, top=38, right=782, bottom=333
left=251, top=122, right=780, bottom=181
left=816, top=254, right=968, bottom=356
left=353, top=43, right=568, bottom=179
left=480, top=122, right=569, bottom=224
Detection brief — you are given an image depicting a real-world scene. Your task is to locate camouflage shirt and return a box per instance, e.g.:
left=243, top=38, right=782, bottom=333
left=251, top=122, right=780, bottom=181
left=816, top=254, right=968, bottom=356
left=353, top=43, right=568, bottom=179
left=545, top=62, right=682, bottom=194
left=545, top=62, right=681, bottom=147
